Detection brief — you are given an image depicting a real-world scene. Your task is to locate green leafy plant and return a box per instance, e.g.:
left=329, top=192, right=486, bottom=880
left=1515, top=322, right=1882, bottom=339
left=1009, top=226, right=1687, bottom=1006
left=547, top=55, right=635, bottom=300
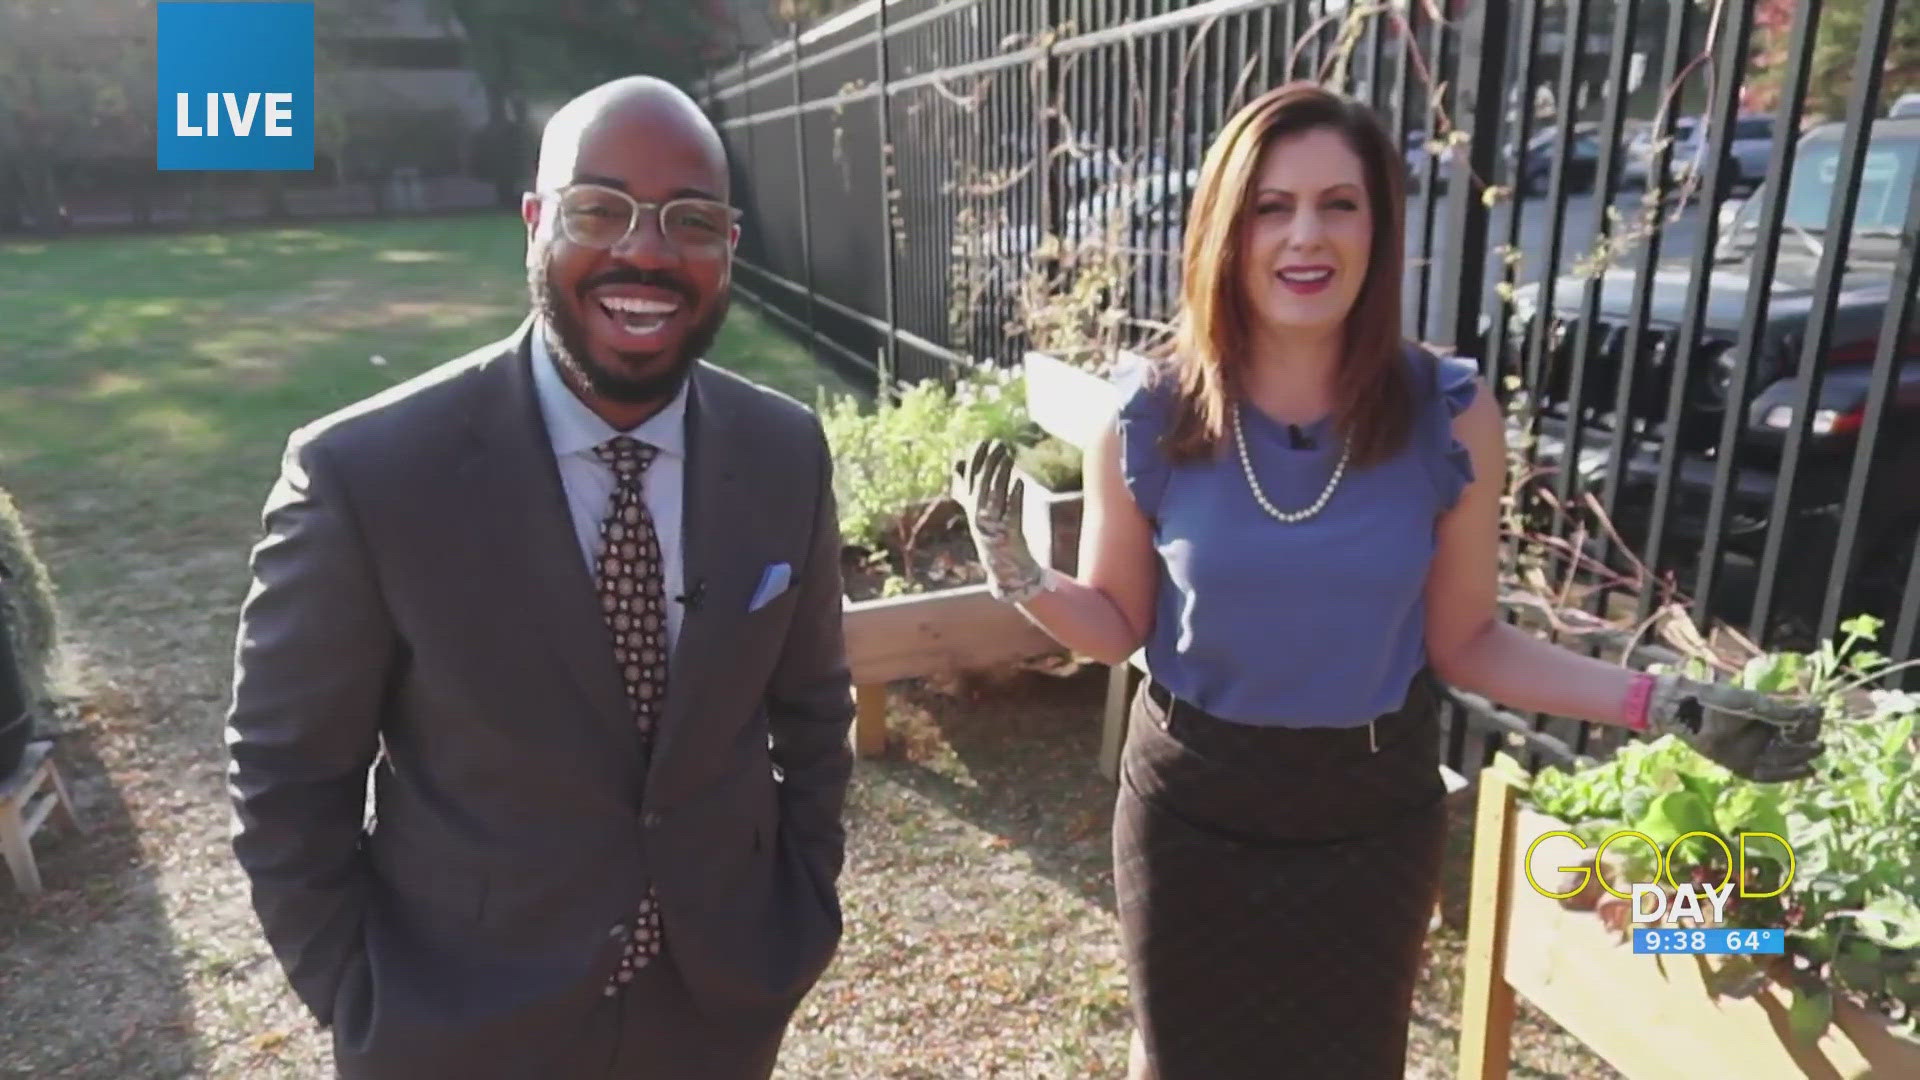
left=1495, top=614, right=1920, bottom=1043
left=949, top=363, right=1038, bottom=452
left=1016, top=436, right=1083, bottom=493
left=819, top=367, right=1031, bottom=593
left=0, top=481, right=60, bottom=712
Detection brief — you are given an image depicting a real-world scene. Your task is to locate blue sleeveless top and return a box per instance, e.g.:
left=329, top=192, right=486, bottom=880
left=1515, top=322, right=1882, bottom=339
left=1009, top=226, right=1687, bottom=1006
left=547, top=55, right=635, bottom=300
left=1118, top=346, right=1481, bottom=727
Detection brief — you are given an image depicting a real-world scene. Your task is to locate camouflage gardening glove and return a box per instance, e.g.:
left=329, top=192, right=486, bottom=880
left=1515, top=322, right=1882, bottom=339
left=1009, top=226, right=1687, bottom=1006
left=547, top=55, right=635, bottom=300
left=953, top=439, right=1048, bottom=605
left=1646, top=674, right=1825, bottom=783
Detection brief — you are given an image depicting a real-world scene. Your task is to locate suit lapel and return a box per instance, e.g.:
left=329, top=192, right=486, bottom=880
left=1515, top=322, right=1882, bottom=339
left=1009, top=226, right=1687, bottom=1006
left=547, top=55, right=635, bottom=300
left=649, top=364, right=748, bottom=780
left=456, top=321, right=638, bottom=753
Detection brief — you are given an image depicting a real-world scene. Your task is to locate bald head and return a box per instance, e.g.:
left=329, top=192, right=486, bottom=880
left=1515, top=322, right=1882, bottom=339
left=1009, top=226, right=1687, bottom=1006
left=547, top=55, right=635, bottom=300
left=520, top=75, right=737, bottom=428
left=534, top=76, right=728, bottom=196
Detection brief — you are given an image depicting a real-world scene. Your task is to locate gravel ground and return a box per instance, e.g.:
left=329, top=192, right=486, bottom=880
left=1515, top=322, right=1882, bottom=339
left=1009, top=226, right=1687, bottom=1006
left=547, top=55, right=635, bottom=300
left=1, top=628, right=1621, bottom=1079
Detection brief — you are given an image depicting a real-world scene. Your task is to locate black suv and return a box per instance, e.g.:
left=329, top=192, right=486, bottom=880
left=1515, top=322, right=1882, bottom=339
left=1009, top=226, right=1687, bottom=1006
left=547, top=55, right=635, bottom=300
left=1509, top=117, right=1919, bottom=635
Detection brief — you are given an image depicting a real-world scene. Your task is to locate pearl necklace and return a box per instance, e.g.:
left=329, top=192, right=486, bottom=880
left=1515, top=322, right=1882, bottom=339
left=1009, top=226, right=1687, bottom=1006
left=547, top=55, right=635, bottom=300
left=1231, top=403, right=1351, bottom=524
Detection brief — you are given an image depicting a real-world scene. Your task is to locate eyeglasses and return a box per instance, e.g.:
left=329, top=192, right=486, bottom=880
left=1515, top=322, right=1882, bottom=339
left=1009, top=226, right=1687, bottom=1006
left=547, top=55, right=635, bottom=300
left=547, top=183, right=741, bottom=253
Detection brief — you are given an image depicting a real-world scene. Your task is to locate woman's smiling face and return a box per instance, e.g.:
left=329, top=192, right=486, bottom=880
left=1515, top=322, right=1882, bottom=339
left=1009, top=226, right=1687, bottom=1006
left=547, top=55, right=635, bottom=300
left=1239, top=125, right=1375, bottom=340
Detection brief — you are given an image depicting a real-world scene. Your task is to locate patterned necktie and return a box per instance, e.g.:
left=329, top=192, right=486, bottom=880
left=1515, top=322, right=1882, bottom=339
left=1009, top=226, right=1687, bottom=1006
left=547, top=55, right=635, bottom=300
left=593, top=435, right=669, bottom=994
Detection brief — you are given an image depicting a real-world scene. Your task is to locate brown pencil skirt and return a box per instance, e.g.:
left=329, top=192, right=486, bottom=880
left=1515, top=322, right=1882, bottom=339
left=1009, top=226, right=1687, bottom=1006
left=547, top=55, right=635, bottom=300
left=1112, top=670, right=1450, bottom=1079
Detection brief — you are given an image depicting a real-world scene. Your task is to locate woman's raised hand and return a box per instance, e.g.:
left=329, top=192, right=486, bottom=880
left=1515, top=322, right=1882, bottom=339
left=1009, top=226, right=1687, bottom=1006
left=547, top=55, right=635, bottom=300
left=953, top=439, right=1047, bottom=604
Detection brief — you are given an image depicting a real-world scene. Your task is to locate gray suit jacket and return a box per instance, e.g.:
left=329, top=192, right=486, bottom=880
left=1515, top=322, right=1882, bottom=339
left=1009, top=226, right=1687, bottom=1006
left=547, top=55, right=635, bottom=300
left=225, top=320, right=855, bottom=1076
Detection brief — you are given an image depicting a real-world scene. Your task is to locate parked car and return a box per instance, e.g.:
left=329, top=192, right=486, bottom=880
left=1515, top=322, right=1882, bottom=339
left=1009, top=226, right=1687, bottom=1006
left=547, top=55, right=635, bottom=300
left=1512, top=123, right=1601, bottom=194
left=1508, top=116, right=1920, bottom=637
left=1620, top=117, right=1699, bottom=187
left=1676, top=114, right=1775, bottom=192
left=1892, top=92, right=1920, bottom=119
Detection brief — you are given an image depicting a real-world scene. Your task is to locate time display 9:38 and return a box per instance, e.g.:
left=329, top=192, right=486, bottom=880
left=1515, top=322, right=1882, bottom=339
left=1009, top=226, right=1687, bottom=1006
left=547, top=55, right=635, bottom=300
left=1633, top=928, right=1785, bottom=955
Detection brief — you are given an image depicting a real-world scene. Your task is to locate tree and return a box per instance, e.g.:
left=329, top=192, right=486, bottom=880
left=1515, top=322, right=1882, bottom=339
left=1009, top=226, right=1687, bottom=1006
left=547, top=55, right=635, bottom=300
left=0, top=1, right=155, bottom=231
left=772, top=0, right=863, bottom=24
left=434, top=0, right=728, bottom=102
left=1748, top=0, right=1920, bottom=120
left=429, top=0, right=731, bottom=205
left=0, top=0, right=394, bottom=231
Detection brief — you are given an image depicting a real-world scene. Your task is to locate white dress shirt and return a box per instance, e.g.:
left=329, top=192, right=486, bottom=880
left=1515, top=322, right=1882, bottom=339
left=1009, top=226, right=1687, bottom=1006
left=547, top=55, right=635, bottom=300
left=529, top=326, right=688, bottom=652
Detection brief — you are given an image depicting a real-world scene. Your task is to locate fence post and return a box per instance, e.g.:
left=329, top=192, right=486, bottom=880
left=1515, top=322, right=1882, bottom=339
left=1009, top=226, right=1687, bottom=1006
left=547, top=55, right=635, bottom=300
left=1437, top=0, right=1508, bottom=362
left=1635, top=0, right=1760, bottom=631
left=736, top=46, right=754, bottom=265
left=1047, top=0, right=1069, bottom=246
left=1691, top=0, right=1819, bottom=634
left=873, top=0, right=901, bottom=394
left=1037, top=0, right=1068, bottom=336
left=1757, top=0, right=1901, bottom=644
left=790, top=20, right=818, bottom=354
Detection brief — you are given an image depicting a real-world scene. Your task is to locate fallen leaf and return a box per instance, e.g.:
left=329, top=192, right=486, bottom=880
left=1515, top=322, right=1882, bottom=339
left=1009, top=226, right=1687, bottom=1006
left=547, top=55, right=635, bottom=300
left=251, top=1030, right=289, bottom=1053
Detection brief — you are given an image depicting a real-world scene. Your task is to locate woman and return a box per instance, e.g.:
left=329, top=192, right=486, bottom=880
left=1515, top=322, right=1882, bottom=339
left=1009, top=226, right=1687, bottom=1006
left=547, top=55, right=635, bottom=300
left=955, top=83, right=1823, bottom=1078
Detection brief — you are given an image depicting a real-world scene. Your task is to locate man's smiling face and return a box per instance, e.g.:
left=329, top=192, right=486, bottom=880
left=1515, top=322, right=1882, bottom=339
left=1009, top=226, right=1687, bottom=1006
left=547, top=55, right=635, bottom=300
left=522, top=85, right=737, bottom=414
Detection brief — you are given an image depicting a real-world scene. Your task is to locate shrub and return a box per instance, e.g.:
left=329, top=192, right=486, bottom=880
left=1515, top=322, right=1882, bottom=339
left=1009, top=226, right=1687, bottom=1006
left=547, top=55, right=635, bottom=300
left=819, top=365, right=1032, bottom=576
left=0, top=482, right=60, bottom=714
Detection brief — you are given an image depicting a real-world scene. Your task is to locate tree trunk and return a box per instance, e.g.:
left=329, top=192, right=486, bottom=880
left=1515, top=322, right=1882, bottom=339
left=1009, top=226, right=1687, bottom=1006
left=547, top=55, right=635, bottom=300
left=130, top=176, right=153, bottom=228
left=0, top=161, right=25, bottom=233
left=31, top=163, right=66, bottom=236
left=487, top=87, right=518, bottom=209
left=262, top=172, right=289, bottom=222
left=192, top=172, right=221, bottom=226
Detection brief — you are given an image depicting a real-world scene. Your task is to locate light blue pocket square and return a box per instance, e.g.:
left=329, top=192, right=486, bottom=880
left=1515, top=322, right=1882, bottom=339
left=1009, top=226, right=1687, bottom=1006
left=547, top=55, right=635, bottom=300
left=748, top=562, right=792, bottom=612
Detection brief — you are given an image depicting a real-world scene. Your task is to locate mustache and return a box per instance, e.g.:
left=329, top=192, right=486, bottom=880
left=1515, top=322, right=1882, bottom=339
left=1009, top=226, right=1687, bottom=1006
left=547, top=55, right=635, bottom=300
left=577, top=268, right=697, bottom=304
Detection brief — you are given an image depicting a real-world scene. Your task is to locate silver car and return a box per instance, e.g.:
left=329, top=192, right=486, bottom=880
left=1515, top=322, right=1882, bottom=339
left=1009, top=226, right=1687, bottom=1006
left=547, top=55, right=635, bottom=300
left=1623, top=114, right=1773, bottom=192
left=1677, top=114, right=1775, bottom=192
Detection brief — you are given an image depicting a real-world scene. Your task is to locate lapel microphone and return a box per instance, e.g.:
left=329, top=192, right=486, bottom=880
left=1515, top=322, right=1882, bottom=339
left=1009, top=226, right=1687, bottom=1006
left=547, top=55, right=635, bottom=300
left=1287, top=424, right=1315, bottom=450
left=676, top=579, right=706, bottom=612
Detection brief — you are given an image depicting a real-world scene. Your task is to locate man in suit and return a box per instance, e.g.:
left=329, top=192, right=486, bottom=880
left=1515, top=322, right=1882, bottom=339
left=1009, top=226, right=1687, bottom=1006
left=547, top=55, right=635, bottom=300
left=225, top=76, right=855, bottom=1078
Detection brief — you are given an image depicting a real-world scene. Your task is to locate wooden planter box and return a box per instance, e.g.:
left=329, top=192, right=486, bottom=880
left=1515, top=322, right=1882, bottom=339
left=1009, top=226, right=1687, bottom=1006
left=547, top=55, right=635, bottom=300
left=1025, top=348, right=1147, bottom=772
left=841, top=582, right=1060, bottom=758
left=1015, top=465, right=1082, bottom=576
left=1460, top=767, right=1920, bottom=1079
left=1022, top=349, right=1132, bottom=449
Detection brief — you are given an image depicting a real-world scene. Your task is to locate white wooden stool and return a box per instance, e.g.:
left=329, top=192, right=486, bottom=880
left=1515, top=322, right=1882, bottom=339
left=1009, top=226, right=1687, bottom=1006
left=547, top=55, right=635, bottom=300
left=1, top=740, right=81, bottom=897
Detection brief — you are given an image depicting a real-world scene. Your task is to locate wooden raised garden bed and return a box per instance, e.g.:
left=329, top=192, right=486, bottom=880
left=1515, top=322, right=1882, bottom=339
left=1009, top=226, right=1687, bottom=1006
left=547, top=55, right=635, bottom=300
left=839, top=505, right=1059, bottom=757
left=1459, top=766, right=1920, bottom=1079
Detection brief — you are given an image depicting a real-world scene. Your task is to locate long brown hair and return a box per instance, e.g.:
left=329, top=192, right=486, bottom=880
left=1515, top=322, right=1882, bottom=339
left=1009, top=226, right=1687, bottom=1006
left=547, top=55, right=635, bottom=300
left=1156, top=82, right=1413, bottom=468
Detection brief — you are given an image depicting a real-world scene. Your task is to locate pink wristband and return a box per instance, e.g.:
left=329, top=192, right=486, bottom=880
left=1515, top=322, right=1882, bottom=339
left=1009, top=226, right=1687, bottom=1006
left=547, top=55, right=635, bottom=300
left=1622, top=672, right=1657, bottom=731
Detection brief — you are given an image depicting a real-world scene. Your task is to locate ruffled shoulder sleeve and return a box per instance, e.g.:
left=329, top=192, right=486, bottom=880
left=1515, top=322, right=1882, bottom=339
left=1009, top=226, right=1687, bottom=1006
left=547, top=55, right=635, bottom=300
left=1114, top=358, right=1178, bottom=520
left=1416, top=345, right=1483, bottom=511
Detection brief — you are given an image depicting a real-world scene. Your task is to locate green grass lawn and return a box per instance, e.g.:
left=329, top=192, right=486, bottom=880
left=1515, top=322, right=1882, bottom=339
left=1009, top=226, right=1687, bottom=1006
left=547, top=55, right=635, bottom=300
left=0, top=212, right=855, bottom=593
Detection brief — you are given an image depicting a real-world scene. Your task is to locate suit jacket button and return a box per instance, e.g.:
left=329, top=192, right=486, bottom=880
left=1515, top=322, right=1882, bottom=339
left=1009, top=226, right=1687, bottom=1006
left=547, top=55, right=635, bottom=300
left=641, top=811, right=661, bottom=829
left=608, top=923, right=626, bottom=939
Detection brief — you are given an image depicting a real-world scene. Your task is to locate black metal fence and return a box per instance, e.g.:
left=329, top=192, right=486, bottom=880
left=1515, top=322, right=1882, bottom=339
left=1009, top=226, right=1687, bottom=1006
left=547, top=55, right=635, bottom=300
left=699, top=0, right=1920, bottom=771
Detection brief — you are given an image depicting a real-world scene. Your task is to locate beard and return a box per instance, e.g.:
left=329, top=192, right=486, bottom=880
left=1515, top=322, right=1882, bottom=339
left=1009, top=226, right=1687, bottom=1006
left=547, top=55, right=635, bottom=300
left=530, top=256, right=729, bottom=406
